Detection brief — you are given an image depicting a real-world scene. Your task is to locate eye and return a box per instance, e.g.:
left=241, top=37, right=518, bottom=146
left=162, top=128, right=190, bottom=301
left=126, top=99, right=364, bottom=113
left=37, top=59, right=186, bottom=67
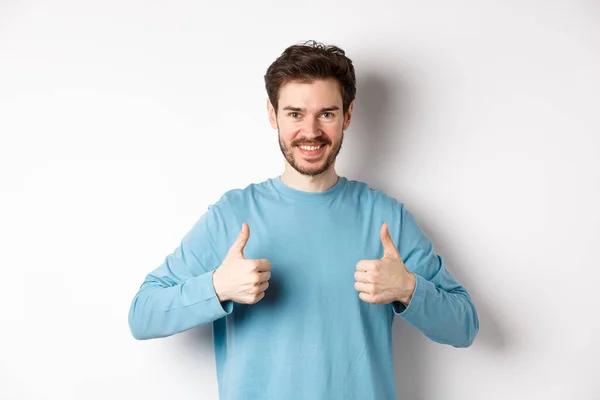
left=321, top=112, right=334, bottom=119
left=288, top=112, right=300, bottom=118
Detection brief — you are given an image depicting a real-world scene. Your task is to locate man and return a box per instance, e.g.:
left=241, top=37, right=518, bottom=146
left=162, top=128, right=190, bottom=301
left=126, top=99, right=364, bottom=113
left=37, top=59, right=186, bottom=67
left=128, top=40, right=479, bottom=400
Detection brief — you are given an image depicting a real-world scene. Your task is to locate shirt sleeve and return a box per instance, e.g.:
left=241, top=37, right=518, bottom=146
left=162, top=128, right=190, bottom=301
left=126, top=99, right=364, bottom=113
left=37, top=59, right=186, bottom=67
left=391, top=204, right=480, bottom=348
left=128, top=202, right=234, bottom=340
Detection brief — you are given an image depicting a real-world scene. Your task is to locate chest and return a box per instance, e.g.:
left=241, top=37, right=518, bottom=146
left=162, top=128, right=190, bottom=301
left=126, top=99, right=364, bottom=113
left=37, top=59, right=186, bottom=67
left=241, top=208, right=384, bottom=305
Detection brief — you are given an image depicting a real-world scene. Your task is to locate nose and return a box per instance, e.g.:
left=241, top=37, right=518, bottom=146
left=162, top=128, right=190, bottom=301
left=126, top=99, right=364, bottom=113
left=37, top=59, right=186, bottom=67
left=301, top=117, right=322, bottom=138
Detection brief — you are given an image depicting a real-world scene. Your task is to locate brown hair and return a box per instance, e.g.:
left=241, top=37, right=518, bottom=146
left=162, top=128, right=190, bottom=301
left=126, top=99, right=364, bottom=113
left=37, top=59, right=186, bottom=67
left=264, top=40, right=357, bottom=115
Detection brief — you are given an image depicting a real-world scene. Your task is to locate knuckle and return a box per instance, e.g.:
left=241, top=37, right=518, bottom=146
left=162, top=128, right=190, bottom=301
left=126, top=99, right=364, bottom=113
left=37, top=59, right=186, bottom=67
left=245, top=260, right=258, bottom=272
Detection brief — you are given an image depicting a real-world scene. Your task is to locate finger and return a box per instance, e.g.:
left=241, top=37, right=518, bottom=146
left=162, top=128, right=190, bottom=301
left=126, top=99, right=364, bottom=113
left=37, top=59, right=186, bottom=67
left=246, top=291, right=265, bottom=304
left=354, top=281, right=372, bottom=294
left=356, top=259, right=374, bottom=272
left=230, top=223, right=250, bottom=257
left=260, top=280, right=269, bottom=292
left=380, top=222, right=399, bottom=259
left=358, top=292, right=377, bottom=304
left=354, top=270, right=368, bottom=283
left=256, top=258, right=272, bottom=271
left=257, top=270, right=271, bottom=283
left=251, top=279, right=269, bottom=291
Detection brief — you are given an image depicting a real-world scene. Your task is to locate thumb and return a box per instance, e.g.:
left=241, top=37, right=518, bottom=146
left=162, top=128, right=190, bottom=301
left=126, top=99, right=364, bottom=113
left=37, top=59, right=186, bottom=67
left=230, top=223, right=250, bottom=258
left=380, top=222, right=399, bottom=259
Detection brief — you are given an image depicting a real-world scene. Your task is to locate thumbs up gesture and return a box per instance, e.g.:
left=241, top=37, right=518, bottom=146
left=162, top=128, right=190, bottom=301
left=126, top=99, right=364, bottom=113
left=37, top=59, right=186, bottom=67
left=212, top=223, right=272, bottom=304
left=354, top=223, right=416, bottom=306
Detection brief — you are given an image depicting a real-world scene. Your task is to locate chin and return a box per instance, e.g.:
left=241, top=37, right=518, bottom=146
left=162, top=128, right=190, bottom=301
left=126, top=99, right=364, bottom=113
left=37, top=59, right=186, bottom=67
left=295, top=161, right=332, bottom=177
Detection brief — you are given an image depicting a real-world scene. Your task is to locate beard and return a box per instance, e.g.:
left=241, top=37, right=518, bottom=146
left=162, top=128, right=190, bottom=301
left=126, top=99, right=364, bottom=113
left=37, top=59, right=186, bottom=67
left=278, top=129, right=344, bottom=177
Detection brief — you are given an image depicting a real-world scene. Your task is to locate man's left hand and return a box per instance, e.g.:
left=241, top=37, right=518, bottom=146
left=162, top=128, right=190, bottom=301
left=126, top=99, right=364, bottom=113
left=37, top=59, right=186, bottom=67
left=354, top=222, right=416, bottom=306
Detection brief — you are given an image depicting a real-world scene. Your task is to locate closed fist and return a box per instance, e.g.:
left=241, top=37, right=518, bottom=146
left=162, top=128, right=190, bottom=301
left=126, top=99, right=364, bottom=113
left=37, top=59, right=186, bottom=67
left=212, top=223, right=272, bottom=304
left=354, top=222, right=416, bottom=306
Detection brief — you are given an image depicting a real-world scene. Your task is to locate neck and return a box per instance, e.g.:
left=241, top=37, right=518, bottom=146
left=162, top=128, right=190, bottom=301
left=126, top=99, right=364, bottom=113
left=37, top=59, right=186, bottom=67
left=280, top=163, right=339, bottom=193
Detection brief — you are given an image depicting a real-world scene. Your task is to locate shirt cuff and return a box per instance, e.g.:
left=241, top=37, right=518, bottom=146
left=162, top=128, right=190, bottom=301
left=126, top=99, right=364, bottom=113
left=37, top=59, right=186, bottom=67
left=190, top=270, right=234, bottom=319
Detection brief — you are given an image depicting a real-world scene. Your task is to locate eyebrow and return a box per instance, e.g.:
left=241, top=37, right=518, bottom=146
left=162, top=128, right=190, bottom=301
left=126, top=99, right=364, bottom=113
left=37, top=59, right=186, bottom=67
left=281, top=106, right=340, bottom=113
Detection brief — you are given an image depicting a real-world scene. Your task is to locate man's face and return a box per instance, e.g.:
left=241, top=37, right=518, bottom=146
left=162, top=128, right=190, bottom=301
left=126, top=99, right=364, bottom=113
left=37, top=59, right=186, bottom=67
left=268, top=78, right=353, bottom=177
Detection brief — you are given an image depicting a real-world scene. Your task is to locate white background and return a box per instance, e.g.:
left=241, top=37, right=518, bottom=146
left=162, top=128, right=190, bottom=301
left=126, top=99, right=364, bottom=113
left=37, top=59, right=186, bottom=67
left=1, top=1, right=598, bottom=399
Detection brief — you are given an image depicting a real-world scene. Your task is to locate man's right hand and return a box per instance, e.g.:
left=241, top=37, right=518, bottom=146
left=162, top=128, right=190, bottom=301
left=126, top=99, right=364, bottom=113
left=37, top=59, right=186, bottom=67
left=212, top=223, right=272, bottom=304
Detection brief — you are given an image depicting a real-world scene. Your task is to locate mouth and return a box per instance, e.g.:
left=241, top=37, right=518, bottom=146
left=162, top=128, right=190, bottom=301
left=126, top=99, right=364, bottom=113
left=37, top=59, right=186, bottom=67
left=296, top=143, right=327, bottom=159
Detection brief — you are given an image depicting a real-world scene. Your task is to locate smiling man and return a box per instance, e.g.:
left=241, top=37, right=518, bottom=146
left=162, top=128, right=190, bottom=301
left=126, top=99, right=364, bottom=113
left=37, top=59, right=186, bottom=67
left=128, top=40, right=479, bottom=400
left=274, top=82, right=347, bottom=179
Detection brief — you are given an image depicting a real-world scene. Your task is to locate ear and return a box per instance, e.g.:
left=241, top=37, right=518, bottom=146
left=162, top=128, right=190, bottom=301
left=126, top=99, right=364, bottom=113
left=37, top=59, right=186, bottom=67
left=267, top=98, right=278, bottom=129
left=343, top=101, right=354, bottom=131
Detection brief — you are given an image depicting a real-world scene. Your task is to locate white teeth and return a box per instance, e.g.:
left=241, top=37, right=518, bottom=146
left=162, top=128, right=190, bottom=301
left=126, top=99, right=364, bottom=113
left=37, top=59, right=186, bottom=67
left=299, top=145, right=322, bottom=151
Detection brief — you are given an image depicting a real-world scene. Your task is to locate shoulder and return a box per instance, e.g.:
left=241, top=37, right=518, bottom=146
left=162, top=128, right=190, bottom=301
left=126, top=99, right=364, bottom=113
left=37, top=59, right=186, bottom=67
left=197, top=179, right=273, bottom=250
left=207, top=178, right=273, bottom=217
left=344, top=177, right=406, bottom=212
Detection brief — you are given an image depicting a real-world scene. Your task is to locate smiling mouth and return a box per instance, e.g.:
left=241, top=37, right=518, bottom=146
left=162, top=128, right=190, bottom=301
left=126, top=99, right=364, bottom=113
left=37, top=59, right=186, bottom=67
left=297, top=144, right=325, bottom=151
left=296, top=143, right=327, bottom=159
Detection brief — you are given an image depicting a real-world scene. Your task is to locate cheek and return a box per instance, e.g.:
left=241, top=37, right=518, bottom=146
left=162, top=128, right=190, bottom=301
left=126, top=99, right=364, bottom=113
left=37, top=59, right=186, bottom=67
left=333, top=123, right=345, bottom=134
left=278, top=126, right=296, bottom=140
left=276, top=118, right=293, bottom=133
left=325, top=124, right=344, bottom=140
left=325, top=118, right=345, bottom=132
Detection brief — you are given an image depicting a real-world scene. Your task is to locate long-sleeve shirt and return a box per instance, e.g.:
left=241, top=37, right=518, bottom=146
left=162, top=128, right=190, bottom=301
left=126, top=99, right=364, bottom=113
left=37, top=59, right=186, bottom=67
left=128, top=175, right=479, bottom=400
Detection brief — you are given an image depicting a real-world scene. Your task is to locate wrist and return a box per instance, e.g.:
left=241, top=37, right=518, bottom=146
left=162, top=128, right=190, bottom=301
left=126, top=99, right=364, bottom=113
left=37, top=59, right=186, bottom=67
left=397, top=272, right=416, bottom=306
left=212, top=269, right=229, bottom=302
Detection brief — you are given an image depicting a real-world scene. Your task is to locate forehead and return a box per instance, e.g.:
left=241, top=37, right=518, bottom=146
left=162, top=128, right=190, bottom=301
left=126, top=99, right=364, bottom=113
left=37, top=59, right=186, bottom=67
left=278, top=78, right=342, bottom=110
